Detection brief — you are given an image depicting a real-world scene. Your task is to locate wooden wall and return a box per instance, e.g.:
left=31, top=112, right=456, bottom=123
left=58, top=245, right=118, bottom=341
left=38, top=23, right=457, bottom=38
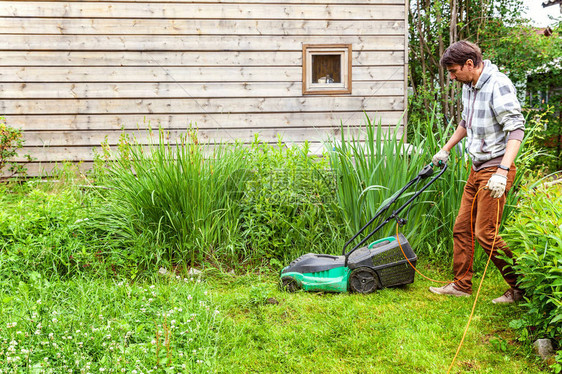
left=0, top=0, right=408, bottom=176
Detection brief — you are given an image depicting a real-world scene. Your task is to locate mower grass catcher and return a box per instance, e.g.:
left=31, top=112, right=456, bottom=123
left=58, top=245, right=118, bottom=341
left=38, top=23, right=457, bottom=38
left=280, top=163, right=447, bottom=294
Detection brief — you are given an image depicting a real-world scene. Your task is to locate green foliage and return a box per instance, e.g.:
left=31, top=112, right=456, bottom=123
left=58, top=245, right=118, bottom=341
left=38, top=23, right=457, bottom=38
left=503, top=181, right=562, bottom=353
left=0, top=117, right=30, bottom=177
left=239, top=137, right=345, bottom=264
left=89, top=128, right=346, bottom=270
left=329, top=113, right=470, bottom=260
left=90, top=129, right=252, bottom=269
left=0, top=183, right=105, bottom=277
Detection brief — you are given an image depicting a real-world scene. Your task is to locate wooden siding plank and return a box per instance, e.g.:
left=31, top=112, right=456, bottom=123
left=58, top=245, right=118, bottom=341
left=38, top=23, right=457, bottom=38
left=0, top=2, right=404, bottom=20
left=0, top=66, right=405, bottom=82
left=0, top=97, right=405, bottom=115
left=22, top=127, right=355, bottom=147
left=6, top=112, right=404, bottom=131
left=16, top=126, right=404, bottom=162
left=0, top=81, right=404, bottom=98
left=0, top=35, right=405, bottom=51
left=0, top=18, right=405, bottom=36
left=0, top=51, right=405, bottom=67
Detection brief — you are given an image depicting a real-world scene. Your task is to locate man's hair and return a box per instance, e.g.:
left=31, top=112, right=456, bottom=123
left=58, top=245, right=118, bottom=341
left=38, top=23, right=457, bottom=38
left=440, top=40, right=483, bottom=68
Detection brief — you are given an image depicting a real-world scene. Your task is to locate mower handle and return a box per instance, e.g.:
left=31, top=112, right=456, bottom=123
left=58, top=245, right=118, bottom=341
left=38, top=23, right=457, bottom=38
left=342, top=163, right=448, bottom=261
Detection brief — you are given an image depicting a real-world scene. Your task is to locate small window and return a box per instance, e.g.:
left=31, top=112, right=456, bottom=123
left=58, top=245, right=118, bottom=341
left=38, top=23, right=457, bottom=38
left=303, top=44, right=352, bottom=95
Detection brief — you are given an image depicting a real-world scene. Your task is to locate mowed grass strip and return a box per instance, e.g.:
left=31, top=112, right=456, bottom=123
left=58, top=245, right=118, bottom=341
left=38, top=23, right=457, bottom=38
left=212, top=265, right=546, bottom=374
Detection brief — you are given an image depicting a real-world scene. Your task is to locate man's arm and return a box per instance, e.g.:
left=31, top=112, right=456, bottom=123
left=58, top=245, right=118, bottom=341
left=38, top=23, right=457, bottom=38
left=494, top=139, right=522, bottom=177
left=442, top=125, right=467, bottom=152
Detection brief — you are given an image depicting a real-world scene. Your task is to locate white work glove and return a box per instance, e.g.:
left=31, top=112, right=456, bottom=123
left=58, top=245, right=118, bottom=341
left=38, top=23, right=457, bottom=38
left=432, top=149, right=450, bottom=166
left=486, top=174, right=507, bottom=198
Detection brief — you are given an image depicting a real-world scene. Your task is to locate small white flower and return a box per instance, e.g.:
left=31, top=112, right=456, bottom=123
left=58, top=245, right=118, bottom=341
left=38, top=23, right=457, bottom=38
left=151, top=339, right=156, bottom=345
left=150, top=285, right=155, bottom=289
left=36, top=299, right=42, bottom=304
left=187, top=295, right=193, bottom=300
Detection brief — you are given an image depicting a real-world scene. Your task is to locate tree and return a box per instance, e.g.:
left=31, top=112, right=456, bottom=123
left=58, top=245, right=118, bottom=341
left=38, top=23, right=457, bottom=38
left=408, top=0, right=526, bottom=126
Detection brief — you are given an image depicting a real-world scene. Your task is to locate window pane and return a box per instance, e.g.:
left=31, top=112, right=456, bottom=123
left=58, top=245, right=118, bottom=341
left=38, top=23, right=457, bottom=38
left=311, top=55, right=341, bottom=83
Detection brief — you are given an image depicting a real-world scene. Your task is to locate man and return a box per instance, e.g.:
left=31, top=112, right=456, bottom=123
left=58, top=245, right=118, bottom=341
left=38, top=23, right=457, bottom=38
left=429, top=40, right=525, bottom=304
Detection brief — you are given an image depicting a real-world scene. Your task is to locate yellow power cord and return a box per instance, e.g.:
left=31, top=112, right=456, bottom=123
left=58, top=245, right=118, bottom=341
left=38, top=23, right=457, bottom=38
left=395, top=187, right=501, bottom=373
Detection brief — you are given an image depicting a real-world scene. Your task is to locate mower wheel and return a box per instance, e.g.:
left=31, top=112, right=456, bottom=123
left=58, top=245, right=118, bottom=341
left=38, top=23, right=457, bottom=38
left=349, top=267, right=379, bottom=294
left=280, top=277, right=300, bottom=292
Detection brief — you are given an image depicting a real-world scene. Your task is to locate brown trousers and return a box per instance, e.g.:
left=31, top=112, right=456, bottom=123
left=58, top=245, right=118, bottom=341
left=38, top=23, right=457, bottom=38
left=452, top=165, right=519, bottom=294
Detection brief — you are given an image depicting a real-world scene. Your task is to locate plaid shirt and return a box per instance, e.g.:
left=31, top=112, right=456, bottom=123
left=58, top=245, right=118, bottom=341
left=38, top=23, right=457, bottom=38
left=460, top=60, right=525, bottom=167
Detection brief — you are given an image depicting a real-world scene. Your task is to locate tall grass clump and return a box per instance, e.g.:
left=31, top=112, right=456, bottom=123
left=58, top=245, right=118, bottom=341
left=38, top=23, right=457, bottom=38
left=328, top=113, right=470, bottom=260
left=90, top=129, right=251, bottom=269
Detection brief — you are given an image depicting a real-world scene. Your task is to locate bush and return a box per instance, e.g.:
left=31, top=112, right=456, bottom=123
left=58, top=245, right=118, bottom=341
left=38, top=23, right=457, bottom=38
left=238, top=138, right=346, bottom=265
left=89, top=129, right=251, bottom=270
left=503, top=181, right=562, bottom=354
left=0, top=183, right=104, bottom=278
left=0, top=117, right=29, bottom=177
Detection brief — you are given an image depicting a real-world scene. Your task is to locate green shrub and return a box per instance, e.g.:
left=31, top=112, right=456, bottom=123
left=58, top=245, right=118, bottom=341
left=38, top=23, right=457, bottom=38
left=503, top=181, right=562, bottom=351
left=0, top=117, right=30, bottom=177
left=89, top=129, right=346, bottom=270
left=0, top=184, right=104, bottom=277
left=238, top=138, right=346, bottom=264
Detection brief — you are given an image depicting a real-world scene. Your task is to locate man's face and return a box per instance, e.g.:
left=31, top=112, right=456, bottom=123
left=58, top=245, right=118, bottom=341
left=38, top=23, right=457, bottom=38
left=446, top=63, right=472, bottom=84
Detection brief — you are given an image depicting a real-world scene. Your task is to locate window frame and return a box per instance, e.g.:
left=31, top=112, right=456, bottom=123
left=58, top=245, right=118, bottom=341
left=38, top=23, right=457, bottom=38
left=302, top=44, right=352, bottom=95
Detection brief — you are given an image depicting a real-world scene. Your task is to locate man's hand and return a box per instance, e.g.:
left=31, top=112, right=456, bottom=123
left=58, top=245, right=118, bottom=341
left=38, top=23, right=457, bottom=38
left=486, top=174, right=507, bottom=198
left=432, top=149, right=450, bottom=166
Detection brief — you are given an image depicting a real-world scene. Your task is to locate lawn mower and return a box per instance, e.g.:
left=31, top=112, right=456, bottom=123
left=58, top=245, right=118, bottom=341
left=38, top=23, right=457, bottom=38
left=280, top=162, right=447, bottom=294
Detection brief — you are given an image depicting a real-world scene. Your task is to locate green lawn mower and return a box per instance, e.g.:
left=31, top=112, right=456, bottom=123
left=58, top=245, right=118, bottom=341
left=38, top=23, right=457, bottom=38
left=280, top=162, right=447, bottom=294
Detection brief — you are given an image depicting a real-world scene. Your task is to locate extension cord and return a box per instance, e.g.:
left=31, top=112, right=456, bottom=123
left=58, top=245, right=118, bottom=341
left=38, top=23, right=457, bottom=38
left=395, top=187, right=501, bottom=373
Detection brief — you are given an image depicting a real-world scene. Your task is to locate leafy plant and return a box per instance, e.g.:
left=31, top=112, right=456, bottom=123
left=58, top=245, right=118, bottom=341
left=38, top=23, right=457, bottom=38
left=89, top=128, right=251, bottom=269
left=238, top=136, right=346, bottom=264
left=503, top=181, right=562, bottom=353
left=328, top=113, right=470, bottom=260
left=0, top=117, right=31, bottom=177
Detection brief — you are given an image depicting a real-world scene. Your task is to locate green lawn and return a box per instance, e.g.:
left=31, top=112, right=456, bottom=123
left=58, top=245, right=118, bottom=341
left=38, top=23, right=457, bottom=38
left=212, top=263, right=546, bottom=374
left=0, top=261, right=548, bottom=373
